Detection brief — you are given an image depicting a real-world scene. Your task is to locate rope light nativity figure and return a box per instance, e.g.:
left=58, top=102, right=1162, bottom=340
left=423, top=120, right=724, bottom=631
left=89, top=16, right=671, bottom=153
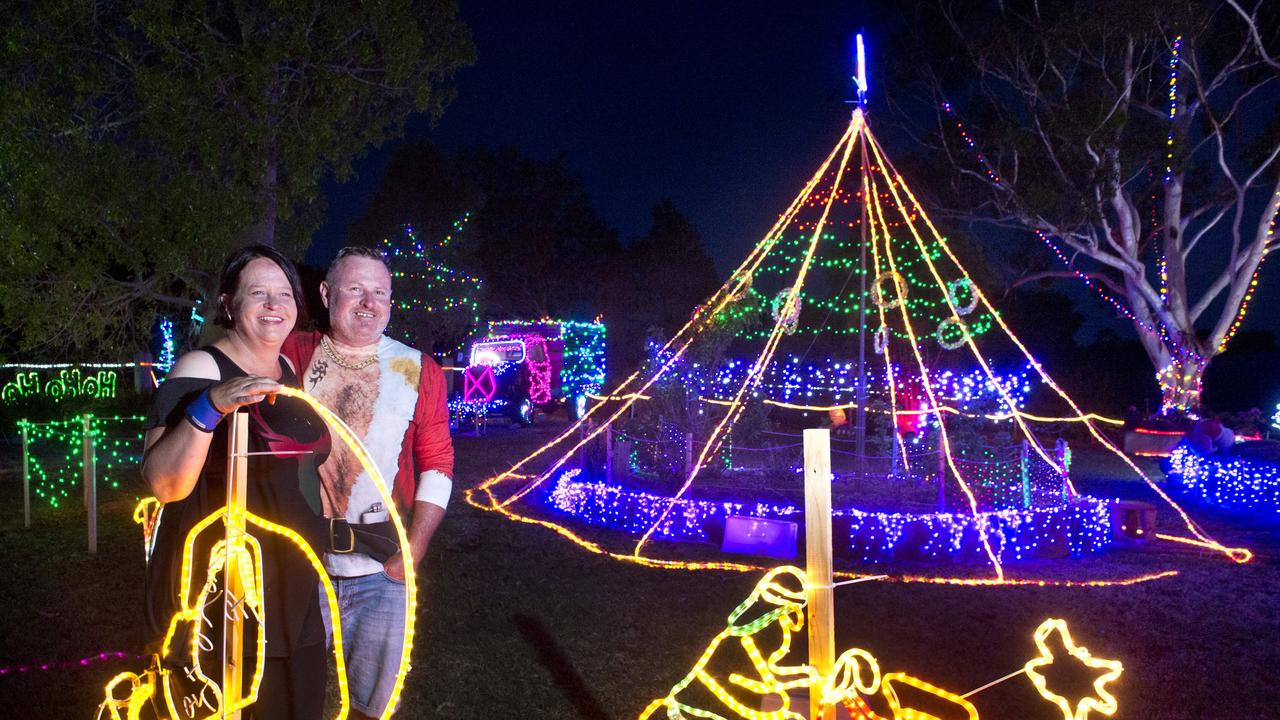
left=466, top=35, right=1251, bottom=584
left=98, top=389, right=418, bottom=720
left=637, top=562, right=1126, bottom=720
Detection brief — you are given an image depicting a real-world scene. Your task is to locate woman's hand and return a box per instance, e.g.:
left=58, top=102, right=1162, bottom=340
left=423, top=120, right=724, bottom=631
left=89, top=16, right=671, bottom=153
left=207, top=375, right=283, bottom=413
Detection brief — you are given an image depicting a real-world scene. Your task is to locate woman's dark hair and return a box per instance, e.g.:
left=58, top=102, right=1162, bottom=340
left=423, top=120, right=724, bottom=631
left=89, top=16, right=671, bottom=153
left=215, top=244, right=307, bottom=329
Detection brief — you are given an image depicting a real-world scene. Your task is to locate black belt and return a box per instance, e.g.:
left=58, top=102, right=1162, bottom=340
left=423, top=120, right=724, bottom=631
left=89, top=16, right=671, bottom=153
left=328, top=519, right=399, bottom=562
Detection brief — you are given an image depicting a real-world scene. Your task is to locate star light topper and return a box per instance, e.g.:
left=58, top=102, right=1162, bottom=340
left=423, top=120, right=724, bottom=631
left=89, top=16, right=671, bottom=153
left=853, top=33, right=869, bottom=108
left=1024, top=619, right=1124, bottom=720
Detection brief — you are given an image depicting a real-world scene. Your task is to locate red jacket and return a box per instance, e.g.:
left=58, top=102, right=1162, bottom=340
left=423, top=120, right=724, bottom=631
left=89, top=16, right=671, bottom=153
left=282, top=331, right=453, bottom=511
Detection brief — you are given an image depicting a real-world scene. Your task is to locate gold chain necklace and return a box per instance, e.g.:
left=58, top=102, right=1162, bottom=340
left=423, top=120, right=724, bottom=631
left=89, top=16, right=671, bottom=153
left=321, top=335, right=379, bottom=370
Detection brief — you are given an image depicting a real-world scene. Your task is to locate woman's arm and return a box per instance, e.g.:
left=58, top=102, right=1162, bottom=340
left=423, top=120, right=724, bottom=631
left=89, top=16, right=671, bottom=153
left=141, top=352, right=282, bottom=503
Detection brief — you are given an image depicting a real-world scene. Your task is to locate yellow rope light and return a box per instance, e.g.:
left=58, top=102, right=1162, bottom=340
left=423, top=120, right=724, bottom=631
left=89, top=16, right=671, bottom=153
left=461, top=106, right=1233, bottom=586
left=866, top=132, right=1251, bottom=565
left=1024, top=619, right=1123, bottom=720
left=102, top=387, right=416, bottom=720
left=471, top=120, right=861, bottom=514
left=99, top=668, right=156, bottom=720
left=640, top=566, right=1129, bottom=720
left=1154, top=533, right=1254, bottom=561
left=864, top=159, right=913, bottom=475
left=112, top=506, right=348, bottom=720
left=881, top=672, right=980, bottom=720
left=637, top=566, right=818, bottom=719
left=634, top=111, right=864, bottom=557
left=586, top=392, right=652, bottom=401
left=275, top=386, right=416, bottom=718
left=865, top=134, right=1076, bottom=498
left=864, top=151, right=1005, bottom=580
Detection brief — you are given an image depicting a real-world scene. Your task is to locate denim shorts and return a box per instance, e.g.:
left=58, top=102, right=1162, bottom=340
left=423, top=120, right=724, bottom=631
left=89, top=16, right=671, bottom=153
left=319, top=571, right=406, bottom=717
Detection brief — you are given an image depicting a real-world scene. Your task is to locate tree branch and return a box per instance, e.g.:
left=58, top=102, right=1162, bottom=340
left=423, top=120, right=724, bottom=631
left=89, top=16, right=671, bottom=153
left=1008, top=269, right=1127, bottom=297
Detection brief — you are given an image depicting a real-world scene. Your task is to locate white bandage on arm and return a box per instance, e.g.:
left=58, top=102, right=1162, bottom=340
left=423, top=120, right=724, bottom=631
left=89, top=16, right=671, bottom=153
left=415, top=469, right=452, bottom=509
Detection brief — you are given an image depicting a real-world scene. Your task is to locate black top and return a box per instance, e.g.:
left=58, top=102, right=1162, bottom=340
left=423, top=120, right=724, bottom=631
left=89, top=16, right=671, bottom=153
left=143, top=346, right=330, bottom=656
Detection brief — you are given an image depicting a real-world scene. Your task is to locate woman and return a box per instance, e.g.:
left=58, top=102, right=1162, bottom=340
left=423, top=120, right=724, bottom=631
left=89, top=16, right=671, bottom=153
left=142, top=245, right=329, bottom=719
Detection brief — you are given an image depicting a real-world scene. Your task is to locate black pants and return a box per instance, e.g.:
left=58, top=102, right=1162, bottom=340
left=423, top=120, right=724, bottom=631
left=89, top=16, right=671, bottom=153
left=251, top=643, right=327, bottom=720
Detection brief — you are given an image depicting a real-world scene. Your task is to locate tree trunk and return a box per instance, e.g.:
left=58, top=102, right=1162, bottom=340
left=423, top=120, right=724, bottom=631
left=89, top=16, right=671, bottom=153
left=1155, top=352, right=1207, bottom=416
left=241, top=145, right=278, bottom=247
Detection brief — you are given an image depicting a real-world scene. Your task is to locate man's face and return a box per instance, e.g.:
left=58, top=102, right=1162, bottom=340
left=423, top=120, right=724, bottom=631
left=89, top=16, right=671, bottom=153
left=321, top=256, right=392, bottom=346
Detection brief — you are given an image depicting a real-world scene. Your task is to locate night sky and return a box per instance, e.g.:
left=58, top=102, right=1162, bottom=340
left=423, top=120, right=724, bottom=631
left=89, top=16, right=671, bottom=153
left=311, top=0, right=891, bottom=267
left=310, top=0, right=1279, bottom=341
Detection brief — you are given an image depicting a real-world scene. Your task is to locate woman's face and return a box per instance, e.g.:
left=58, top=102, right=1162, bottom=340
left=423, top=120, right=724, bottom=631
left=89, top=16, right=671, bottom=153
left=223, top=256, right=297, bottom=346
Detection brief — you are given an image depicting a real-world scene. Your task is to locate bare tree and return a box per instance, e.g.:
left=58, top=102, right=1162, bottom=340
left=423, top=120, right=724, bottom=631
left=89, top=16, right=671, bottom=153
left=901, top=0, right=1280, bottom=413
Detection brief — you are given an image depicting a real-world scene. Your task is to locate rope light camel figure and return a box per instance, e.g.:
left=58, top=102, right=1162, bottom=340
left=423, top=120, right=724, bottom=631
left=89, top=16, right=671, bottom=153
left=99, top=388, right=418, bottom=720
left=465, top=33, right=1250, bottom=584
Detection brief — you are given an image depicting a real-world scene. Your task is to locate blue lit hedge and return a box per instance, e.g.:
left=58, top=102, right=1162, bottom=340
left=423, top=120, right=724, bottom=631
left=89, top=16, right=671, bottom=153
left=535, top=467, right=1112, bottom=564
left=1167, top=443, right=1280, bottom=513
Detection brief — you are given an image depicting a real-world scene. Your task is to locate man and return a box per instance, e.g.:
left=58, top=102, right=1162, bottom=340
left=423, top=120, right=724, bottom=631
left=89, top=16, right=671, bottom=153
left=283, top=246, right=453, bottom=719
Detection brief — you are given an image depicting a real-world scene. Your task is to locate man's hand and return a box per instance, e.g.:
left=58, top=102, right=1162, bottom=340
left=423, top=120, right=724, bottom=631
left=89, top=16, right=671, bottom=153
left=382, top=553, right=406, bottom=582
left=381, top=500, right=446, bottom=582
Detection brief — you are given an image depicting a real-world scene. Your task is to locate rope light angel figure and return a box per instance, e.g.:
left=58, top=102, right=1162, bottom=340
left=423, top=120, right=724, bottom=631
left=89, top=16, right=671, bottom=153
left=99, top=388, right=418, bottom=720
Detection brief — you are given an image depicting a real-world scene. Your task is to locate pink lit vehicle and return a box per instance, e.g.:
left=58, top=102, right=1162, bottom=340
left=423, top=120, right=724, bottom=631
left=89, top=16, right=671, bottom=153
left=450, top=320, right=606, bottom=427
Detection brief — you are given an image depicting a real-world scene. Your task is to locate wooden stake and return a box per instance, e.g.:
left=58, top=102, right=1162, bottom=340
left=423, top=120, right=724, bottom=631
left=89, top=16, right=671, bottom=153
left=224, top=411, right=249, bottom=719
left=1057, top=438, right=1071, bottom=502
left=604, top=424, right=613, bottom=482
left=937, top=440, right=947, bottom=512
left=1020, top=440, right=1031, bottom=509
left=21, top=424, right=30, bottom=529
left=684, top=432, right=694, bottom=476
left=890, top=432, right=901, bottom=479
left=82, top=415, right=96, bottom=554
left=804, top=428, right=835, bottom=720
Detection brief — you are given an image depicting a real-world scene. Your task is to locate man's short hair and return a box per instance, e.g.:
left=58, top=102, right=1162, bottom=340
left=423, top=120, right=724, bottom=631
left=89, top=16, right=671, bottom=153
left=326, top=246, right=390, bottom=286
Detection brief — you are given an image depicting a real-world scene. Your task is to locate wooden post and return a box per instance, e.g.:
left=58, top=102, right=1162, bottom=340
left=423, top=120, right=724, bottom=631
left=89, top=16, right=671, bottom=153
left=604, top=424, right=613, bottom=482
left=684, top=432, right=694, bottom=476
left=82, top=415, right=96, bottom=554
left=223, top=411, right=250, bottom=719
left=936, top=441, right=947, bottom=512
left=803, top=428, right=835, bottom=720
left=723, top=430, right=732, bottom=472
left=890, top=432, right=901, bottom=478
left=1056, top=439, right=1071, bottom=501
left=1019, top=440, right=1031, bottom=509
left=21, top=424, right=30, bottom=529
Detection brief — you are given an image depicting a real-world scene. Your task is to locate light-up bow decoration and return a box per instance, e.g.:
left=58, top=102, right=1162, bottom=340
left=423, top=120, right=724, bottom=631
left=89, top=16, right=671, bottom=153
left=462, top=365, right=498, bottom=403
left=99, top=387, right=417, bottom=720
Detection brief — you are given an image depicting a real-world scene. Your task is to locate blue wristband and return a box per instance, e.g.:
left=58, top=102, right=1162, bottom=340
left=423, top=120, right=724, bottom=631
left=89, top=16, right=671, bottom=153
left=185, top=388, right=225, bottom=433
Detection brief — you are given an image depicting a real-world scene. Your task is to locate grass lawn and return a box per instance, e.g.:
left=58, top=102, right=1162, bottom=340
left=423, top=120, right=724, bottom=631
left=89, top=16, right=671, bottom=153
left=0, top=418, right=1277, bottom=718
